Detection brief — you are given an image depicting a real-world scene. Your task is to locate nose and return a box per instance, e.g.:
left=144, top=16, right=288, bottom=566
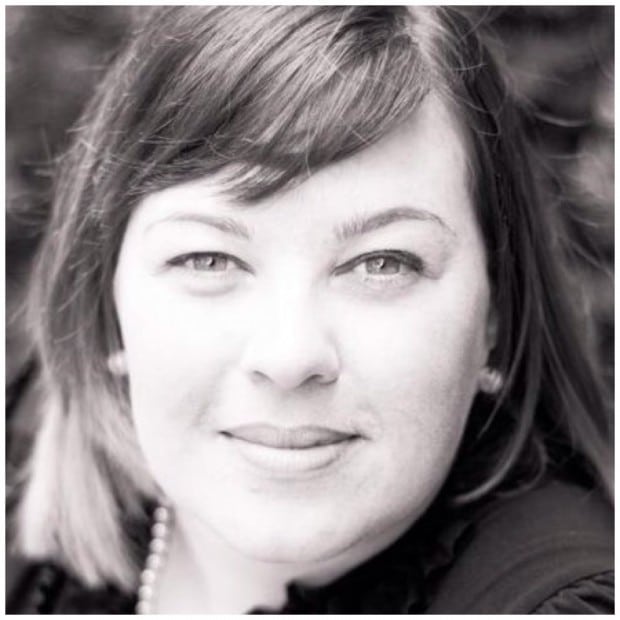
left=239, top=290, right=340, bottom=391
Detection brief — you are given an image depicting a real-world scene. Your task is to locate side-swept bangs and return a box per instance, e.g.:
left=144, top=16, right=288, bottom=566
left=96, top=6, right=432, bottom=205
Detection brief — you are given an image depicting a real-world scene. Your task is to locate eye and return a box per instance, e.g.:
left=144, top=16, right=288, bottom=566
left=334, top=250, right=426, bottom=293
left=336, top=250, right=424, bottom=277
left=167, top=252, right=244, bottom=273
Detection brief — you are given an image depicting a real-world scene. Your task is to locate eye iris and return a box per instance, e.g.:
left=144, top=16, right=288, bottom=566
left=366, top=256, right=401, bottom=275
left=192, top=254, right=227, bottom=271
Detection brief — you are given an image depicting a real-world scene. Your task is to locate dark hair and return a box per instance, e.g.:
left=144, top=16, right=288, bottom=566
left=20, top=6, right=611, bottom=589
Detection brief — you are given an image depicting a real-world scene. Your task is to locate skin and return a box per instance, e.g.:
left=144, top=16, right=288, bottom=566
left=113, top=96, right=495, bottom=612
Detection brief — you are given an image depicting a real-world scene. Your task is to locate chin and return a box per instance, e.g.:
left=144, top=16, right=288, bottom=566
left=221, top=509, right=363, bottom=566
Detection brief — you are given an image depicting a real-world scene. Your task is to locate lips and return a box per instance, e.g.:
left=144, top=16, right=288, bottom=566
left=222, top=424, right=357, bottom=449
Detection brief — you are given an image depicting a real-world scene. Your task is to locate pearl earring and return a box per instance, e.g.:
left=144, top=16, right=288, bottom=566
left=107, top=350, right=128, bottom=376
left=479, top=366, right=503, bottom=395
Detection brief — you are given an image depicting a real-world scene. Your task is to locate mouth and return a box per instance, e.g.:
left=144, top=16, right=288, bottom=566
left=220, top=424, right=363, bottom=475
left=221, top=424, right=359, bottom=449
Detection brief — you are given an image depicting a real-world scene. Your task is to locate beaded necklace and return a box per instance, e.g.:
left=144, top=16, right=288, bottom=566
left=135, top=504, right=173, bottom=614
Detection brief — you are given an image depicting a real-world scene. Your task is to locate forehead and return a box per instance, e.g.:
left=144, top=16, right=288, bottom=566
left=128, top=95, right=473, bottom=237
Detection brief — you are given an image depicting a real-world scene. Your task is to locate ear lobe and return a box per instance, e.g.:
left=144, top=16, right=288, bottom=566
left=107, top=350, right=128, bottom=376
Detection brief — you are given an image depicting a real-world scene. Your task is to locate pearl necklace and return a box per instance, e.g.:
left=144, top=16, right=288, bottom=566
left=136, top=504, right=173, bottom=614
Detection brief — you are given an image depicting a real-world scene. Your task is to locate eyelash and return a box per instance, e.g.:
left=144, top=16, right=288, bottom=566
left=166, top=249, right=426, bottom=287
left=167, top=252, right=249, bottom=274
left=334, top=250, right=425, bottom=277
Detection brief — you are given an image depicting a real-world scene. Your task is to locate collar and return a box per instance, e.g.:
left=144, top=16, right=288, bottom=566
left=35, top=497, right=476, bottom=614
left=252, top=499, right=475, bottom=614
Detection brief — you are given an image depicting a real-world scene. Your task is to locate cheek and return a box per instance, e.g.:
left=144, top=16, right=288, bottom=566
left=342, top=279, right=488, bottom=399
left=338, top=275, right=489, bottom=472
left=114, top=270, right=244, bottom=460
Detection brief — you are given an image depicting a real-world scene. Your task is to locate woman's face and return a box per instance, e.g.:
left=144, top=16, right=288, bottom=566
left=114, top=96, right=494, bottom=568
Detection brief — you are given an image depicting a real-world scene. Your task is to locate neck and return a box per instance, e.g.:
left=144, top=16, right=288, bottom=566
left=154, top=514, right=297, bottom=613
left=153, top=508, right=405, bottom=614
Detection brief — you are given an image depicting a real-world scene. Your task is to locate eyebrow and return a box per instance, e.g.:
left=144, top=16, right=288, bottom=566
left=334, top=206, right=455, bottom=241
left=146, top=205, right=454, bottom=242
left=146, top=213, right=251, bottom=240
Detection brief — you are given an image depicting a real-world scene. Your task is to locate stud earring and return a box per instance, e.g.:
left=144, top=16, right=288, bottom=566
left=107, top=350, right=128, bottom=376
left=479, top=366, right=503, bottom=395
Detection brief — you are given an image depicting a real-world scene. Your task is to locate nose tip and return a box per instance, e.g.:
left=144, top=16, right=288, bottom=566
left=242, top=339, right=340, bottom=391
left=239, top=307, right=340, bottom=392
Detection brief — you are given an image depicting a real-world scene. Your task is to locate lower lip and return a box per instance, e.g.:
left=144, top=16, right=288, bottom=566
left=223, top=435, right=360, bottom=476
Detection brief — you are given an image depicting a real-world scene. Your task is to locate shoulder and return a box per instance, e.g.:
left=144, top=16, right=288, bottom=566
left=427, top=479, right=614, bottom=614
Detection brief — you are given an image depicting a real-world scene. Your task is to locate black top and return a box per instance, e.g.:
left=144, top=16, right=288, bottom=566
left=6, top=478, right=613, bottom=614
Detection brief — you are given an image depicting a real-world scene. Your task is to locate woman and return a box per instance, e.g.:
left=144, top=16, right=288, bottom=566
left=7, top=6, right=613, bottom=614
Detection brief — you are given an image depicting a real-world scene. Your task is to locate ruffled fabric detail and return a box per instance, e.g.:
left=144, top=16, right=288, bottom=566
left=5, top=559, right=135, bottom=614
left=11, top=498, right=476, bottom=614
left=51, top=574, right=135, bottom=614
left=532, top=571, right=614, bottom=614
left=251, top=500, right=475, bottom=614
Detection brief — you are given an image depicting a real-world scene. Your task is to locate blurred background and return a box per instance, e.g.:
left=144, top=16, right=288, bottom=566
left=5, top=6, right=614, bottom=487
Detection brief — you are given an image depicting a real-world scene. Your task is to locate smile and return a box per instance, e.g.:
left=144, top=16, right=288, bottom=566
left=220, top=424, right=362, bottom=474
left=222, top=424, right=357, bottom=449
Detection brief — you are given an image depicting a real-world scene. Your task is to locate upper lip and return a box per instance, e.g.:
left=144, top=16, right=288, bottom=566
left=222, top=424, right=359, bottom=449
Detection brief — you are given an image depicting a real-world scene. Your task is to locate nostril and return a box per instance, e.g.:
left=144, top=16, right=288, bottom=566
left=310, top=372, right=338, bottom=386
left=248, top=369, right=337, bottom=391
left=249, top=369, right=270, bottom=384
left=244, top=356, right=340, bottom=391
